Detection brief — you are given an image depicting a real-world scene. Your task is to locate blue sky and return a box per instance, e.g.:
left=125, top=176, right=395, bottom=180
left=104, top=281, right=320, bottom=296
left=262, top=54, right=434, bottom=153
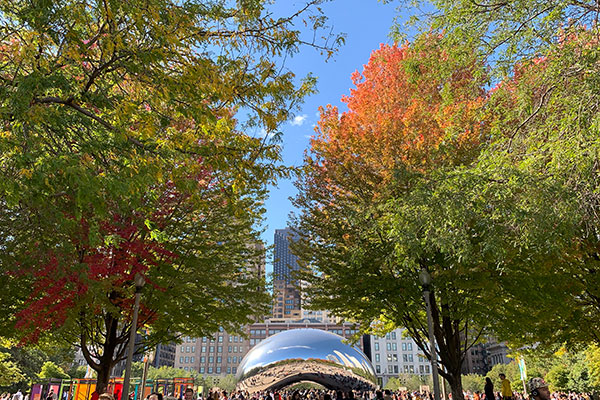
left=258, top=1, right=406, bottom=275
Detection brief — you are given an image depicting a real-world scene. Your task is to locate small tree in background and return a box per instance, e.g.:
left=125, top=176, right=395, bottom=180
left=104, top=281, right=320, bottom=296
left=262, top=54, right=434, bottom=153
left=0, top=352, right=25, bottom=388
left=38, top=361, right=70, bottom=380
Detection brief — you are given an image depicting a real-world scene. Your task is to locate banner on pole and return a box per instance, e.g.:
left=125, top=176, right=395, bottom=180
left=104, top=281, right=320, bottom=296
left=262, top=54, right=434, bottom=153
left=518, top=356, right=527, bottom=381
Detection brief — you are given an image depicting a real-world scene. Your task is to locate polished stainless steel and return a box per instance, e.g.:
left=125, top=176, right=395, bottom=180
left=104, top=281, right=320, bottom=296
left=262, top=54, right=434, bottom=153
left=236, top=328, right=377, bottom=392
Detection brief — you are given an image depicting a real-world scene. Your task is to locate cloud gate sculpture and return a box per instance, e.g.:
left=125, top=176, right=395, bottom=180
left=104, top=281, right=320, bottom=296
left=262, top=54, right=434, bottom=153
left=236, top=328, right=377, bottom=392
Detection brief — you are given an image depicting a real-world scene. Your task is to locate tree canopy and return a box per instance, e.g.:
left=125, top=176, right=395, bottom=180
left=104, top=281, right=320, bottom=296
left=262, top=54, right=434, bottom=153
left=0, top=0, right=342, bottom=393
left=293, top=35, right=491, bottom=400
left=294, top=13, right=600, bottom=400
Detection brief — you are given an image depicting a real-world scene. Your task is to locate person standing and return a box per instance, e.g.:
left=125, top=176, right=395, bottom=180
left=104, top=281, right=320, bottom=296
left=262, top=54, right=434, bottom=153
left=11, top=390, right=23, bottom=400
left=527, top=378, right=550, bottom=400
left=484, top=378, right=494, bottom=400
left=499, top=374, right=513, bottom=400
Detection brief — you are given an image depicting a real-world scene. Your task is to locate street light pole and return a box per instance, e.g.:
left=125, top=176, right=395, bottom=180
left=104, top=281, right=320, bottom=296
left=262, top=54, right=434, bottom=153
left=122, top=273, right=145, bottom=400
left=419, top=269, right=441, bottom=400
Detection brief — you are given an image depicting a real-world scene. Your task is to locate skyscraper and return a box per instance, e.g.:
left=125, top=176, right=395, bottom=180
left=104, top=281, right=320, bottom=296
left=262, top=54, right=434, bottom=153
left=273, top=227, right=300, bottom=283
left=272, top=227, right=301, bottom=319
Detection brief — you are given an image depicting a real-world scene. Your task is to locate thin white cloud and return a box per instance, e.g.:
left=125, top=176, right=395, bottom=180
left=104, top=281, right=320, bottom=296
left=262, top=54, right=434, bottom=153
left=257, top=128, right=269, bottom=138
left=291, top=114, right=308, bottom=126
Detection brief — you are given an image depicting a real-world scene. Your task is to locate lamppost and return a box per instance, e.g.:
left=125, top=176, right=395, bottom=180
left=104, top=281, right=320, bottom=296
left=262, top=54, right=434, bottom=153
left=419, top=268, right=442, bottom=400
left=122, top=273, right=145, bottom=400
left=139, top=345, right=155, bottom=400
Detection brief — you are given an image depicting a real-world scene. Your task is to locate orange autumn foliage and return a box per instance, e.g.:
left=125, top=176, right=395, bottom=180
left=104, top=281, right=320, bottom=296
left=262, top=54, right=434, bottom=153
left=309, top=39, right=488, bottom=197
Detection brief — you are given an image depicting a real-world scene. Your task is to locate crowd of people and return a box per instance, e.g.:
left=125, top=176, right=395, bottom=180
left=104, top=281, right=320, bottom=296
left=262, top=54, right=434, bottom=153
left=4, top=375, right=595, bottom=400
left=173, top=376, right=596, bottom=400
left=0, top=390, right=30, bottom=400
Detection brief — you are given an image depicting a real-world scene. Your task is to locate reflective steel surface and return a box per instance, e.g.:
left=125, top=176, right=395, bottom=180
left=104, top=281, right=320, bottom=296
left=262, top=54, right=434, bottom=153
left=236, top=328, right=377, bottom=392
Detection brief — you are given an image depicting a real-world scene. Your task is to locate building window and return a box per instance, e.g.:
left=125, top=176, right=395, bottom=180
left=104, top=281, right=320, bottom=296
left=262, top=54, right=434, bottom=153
left=185, top=357, right=189, bottom=363
left=386, top=343, right=391, bottom=351
left=180, top=346, right=184, bottom=353
left=179, top=356, right=183, bottom=363
left=227, top=356, right=232, bottom=363
left=402, top=343, right=407, bottom=351
left=228, top=346, right=232, bottom=352
left=201, top=346, right=206, bottom=353
left=186, top=346, right=190, bottom=353
left=404, top=365, right=409, bottom=373
left=376, top=365, right=381, bottom=374
left=388, top=365, right=393, bottom=373
left=375, top=354, right=380, bottom=362
left=420, top=365, right=424, bottom=374
left=209, top=346, right=214, bottom=353
left=218, top=336, right=223, bottom=343
left=216, top=367, right=221, bottom=374
left=233, top=357, right=237, bottom=363
left=233, top=346, right=237, bottom=353
left=391, top=332, right=397, bottom=340
left=217, top=346, right=222, bottom=353
left=407, top=343, right=413, bottom=351
left=392, top=343, right=397, bottom=351
left=393, top=354, right=398, bottom=361
left=232, top=367, right=237, bottom=374
left=202, top=337, right=207, bottom=343
left=200, top=367, right=205, bottom=373
left=208, top=367, right=213, bottom=374
left=374, top=343, right=379, bottom=351
left=394, top=365, right=398, bottom=373
left=425, top=365, right=430, bottom=373
left=191, top=346, right=195, bottom=353
left=200, top=357, right=205, bottom=363
left=409, top=365, right=415, bottom=373
left=208, top=356, right=214, bottom=363
left=227, top=367, right=231, bottom=374
left=190, top=357, right=194, bottom=363
left=217, top=356, right=222, bottom=363
left=408, top=354, right=413, bottom=362
left=403, top=354, right=408, bottom=362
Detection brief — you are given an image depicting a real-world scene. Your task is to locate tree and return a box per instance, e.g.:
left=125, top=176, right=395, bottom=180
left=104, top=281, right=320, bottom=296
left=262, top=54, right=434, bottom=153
left=214, top=374, right=237, bottom=392
left=38, top=361, right=70, bottom=380
left=293, top=35, right=490, bottom=400
left=384, top=377, right=402, bottom=391
left=389, top=0, right=600, bottom=76
left=67, top=365, right=90, bottom=379
left=389, top=0, right=600, bottom=352
left=462, top=375, right=486, bottom=393
left=0, top=339, right=75, bottom=391
left=0, top=0, right=342, bottom=394
left=469, top=28, right=600, bottom=347
left=0, top=351, right=25, bottom=388
left=147, top=366, right=195, bottom=380
left=395, top=374, right=429, bottom=392
left=587, top=345, right=600, bottom=391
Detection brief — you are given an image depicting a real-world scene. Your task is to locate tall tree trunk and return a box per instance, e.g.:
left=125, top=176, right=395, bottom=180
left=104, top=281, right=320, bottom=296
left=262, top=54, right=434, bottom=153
left=446, top=373, right=464, bottom=400
left=95, top=365, right=112, bottom=395
left=81, top=312, right=123, bottom=396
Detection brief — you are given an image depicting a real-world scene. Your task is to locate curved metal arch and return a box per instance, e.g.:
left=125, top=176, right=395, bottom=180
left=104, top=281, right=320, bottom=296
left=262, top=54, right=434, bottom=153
left=236, top=328, right=377, bottom=392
